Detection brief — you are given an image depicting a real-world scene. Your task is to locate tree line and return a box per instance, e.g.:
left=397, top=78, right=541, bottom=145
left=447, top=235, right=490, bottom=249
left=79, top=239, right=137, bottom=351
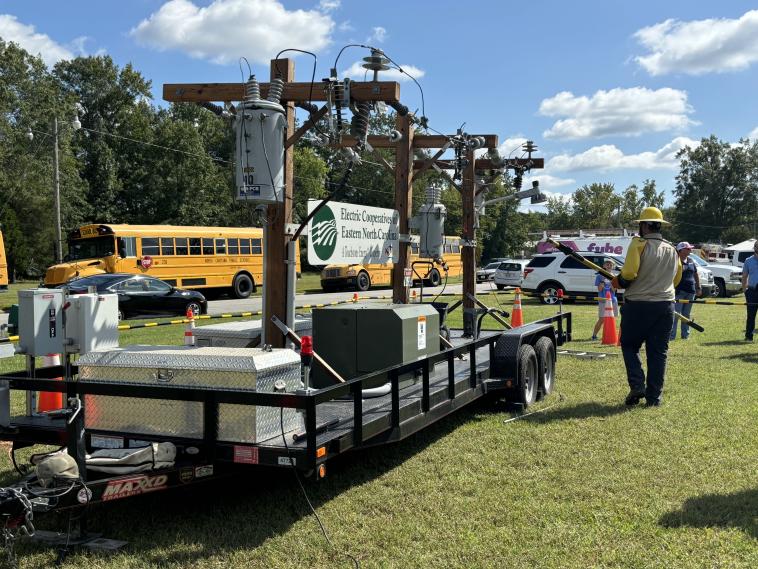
left=1, top=39, right=756, bottom=279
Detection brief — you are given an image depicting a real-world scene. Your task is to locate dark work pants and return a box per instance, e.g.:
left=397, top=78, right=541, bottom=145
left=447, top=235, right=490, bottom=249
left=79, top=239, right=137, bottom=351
left=620, top=301, right=674, bottom=404
left=746, top=287, right=758, bottom=340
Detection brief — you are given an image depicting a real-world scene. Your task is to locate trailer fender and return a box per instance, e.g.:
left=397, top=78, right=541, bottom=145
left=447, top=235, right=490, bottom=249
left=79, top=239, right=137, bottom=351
left=491, top=323, right=556, bottom=388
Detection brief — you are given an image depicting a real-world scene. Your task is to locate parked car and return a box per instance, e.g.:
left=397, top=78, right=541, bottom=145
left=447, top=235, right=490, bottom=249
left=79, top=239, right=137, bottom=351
left=476, top=261, right=502, bottom=283
left=521, top=252, right=625, bottom=304
left=690, top=253, right=741, bottom=297
left=61, top=273, right=207, bottom=320
left=493, top=260, right=529, bottom=289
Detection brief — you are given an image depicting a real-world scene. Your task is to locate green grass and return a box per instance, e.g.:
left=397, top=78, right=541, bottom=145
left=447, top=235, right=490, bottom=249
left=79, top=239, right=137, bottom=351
left=0, top=299, right=756, bottom=567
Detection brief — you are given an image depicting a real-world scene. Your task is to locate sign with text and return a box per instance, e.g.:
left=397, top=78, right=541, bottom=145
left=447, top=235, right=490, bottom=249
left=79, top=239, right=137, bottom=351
left=307, top=200, right=400, bottom=265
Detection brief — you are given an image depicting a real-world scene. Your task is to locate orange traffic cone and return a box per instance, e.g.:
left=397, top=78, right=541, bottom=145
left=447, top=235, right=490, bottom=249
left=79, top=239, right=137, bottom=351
left=38, top=354, right=63, bottom=412
left=184, top=307, right=196, bottom=346
left=353, top=292, right=359, bottom=302
left=601, top=292, right=619, bottom=346
left=511, top=288, right=524, bottom=327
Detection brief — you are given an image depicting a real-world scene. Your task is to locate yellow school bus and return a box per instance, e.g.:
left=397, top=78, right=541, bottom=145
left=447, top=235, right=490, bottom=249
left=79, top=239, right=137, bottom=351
left=43, top=224, right=297, bottom=298
left=0, top=231, right=8, bottom=290
left=320, top=236, right=463, bottom=292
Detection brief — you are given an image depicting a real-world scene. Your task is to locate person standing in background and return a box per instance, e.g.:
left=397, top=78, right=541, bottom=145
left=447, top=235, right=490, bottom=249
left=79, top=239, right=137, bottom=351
left=670, top=242, right=701, bottom=340
left=741, top=240, right=758, bottom=342
left=592, top=259, right=618, bottom=340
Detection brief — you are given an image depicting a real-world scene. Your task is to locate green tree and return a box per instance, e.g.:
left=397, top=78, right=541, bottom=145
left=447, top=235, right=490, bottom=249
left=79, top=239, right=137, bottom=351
left=673, top=136, right=758, bottom=242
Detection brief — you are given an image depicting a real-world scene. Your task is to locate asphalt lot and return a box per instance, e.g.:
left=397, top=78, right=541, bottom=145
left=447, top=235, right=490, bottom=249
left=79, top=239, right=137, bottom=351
left=0, top=281, right=505, bottom=328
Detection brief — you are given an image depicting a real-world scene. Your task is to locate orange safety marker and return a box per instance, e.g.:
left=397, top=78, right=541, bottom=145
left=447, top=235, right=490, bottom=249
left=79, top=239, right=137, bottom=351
left=38, top=354, right=63, bottom=412
left=353, top=293, right=359, bottom=302
left=511, top=288, right=524, bottom=327
left=601, top=291, right=619, bottom=346
left=184, top=307, right=196, bottom=346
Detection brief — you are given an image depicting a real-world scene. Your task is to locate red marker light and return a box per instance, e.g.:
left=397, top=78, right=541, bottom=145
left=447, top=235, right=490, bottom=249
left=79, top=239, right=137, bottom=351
left=301, top=335, right=313, bottom=356
left=557, top=289, right=564, bottom=299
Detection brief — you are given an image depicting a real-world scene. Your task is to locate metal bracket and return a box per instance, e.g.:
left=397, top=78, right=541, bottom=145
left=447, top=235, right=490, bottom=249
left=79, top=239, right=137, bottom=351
left=460, top=238, right=477, bottom=247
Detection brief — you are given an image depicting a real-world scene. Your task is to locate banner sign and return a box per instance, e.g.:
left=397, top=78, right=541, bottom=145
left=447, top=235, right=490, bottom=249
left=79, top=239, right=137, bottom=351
left=307, top=200, right=400, bottom=265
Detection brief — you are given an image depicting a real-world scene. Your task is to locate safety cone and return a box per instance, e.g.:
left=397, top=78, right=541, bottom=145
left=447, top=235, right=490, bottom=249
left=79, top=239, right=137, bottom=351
left=184, top=307, right=196, bottom=346
left=38, top=354, right=63, bottom=412
left=353, top=292, right=359, bottom=302
left=411, top=290, right=417, bottom=302
left=511, top=288, right=524, bottom=327
left=601, top=292, right=619, bottom=346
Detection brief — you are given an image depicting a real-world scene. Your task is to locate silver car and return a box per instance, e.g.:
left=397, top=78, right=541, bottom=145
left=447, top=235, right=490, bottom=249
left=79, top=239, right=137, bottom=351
left=493, top=260, right=529, bottom=290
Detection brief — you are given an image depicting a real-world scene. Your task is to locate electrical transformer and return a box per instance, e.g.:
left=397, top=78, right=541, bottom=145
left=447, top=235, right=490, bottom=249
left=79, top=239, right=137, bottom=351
left=17, top=289, right=64, bottom=356
left=311, top=303, right=440, bottom=389
left=234, top=75, right=286, bottom=203
left=412, top=187, right=447, bottom=259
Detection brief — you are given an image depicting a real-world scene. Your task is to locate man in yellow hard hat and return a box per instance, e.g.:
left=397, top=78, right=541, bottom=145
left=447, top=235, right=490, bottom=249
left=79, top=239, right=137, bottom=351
left=611, top=206, right=682, bottom=407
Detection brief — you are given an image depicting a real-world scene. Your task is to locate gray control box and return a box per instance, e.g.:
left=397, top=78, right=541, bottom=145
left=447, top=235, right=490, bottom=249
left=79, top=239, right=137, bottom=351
left=17, top=289, right=64, bottom=356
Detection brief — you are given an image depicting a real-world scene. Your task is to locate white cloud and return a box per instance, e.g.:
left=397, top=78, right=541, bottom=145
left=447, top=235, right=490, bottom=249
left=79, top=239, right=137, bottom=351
left=318, top=0, right=340, bottom=12
left=539, top=87, right=696, bottom=140
left=0, top=14, right=73, bottom=66
left=130, top=0, right=334, bottom=65
left=342, top=61, right=424, bottom=82
left=634, top=10, right=758, bottom=76
left=369, top=26, right=387, bottom=43
left=547, top=136, right=700, bottom=172
left=748, top=126, right=758, bottom=140
left=498, top=137, right=528, bottom=157
left=525, top=174, right=575, bottom=191
left=338, top=20, right=354, bottom=32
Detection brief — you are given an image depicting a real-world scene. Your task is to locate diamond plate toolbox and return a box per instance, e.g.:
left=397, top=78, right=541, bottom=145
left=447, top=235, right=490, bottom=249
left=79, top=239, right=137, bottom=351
left=78, top=345, right=303, bottom=443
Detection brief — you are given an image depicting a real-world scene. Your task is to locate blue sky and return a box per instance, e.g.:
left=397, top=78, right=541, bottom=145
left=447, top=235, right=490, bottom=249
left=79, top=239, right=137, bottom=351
left=2, top=0, right=758, bottom=211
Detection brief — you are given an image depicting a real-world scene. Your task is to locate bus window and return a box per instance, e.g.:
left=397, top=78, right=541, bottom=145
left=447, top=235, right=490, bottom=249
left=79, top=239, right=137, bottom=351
left=161, top=238, right=174, bottom=256
left=189, top=238, right=201, bottom=255
left=251, top=238, right=262, bottom=254
left=117, top=237, right=137, bottom=258
left=452, top=244, right=460, bottom=254
left=202, top=238, right=214, bottom=255
left=228, top=238, right=239, bottom=255
left=142, top=238, right=159, bottom=256
left=240, top=239, right=251, bottom=255
left=443, top=244, right=452, bottom=254
left=215, top=238, right=226, bottom=255
left=411, top=244, right=419, bottom=255
left=175, top=238, right=188, bottom=256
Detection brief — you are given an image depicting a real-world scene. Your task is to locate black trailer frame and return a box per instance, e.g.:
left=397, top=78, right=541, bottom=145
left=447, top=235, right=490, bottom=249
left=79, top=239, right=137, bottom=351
left=0, top=313, right=571, bottom=526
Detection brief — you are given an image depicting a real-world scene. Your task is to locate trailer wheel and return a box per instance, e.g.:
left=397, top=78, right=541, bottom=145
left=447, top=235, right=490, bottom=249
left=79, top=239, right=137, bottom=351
left=534, top=336, right=556, bottom=400
left=426, top=269, right=441, bottom=287
left=517, top=344, right=539, bottom=408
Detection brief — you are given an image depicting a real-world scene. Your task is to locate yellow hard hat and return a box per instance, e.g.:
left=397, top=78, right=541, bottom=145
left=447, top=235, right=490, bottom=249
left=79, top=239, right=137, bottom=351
left=634, top=206, right=670, bottom=225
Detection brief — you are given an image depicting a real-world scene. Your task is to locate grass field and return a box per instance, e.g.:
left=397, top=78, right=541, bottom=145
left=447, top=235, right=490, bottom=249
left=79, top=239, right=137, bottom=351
left=0, top=297, right=755, bottom=567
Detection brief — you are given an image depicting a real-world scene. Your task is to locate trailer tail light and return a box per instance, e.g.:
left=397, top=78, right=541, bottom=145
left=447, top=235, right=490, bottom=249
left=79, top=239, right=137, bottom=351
left=506, top=380, right=513, bottom=387
left=316, top=446, right=326, bottom=458
left=318, top=464, right=326, bottom=479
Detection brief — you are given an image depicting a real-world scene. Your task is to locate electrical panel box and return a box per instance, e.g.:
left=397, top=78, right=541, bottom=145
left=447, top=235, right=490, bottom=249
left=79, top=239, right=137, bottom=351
left=17, top=289, right=64, bottom=356
left=64, top=293, right=119, bottom=355
left=312, top=303, right=440, bottom=389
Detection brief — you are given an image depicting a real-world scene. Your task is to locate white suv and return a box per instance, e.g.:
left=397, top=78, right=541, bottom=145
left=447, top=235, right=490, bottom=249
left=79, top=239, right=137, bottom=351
left=493, top=260, right=529, bottom=289
left=521, top=252, right=624, bottom=304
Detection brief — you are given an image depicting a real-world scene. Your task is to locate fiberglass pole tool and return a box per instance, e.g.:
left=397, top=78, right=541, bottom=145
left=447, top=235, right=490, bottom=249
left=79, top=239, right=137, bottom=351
left=545, top=239, right=705, bottom=333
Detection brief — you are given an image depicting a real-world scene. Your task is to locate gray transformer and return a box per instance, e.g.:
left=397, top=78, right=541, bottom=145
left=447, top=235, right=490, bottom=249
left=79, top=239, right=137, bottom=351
left=311, top=303, right=440, bottom=389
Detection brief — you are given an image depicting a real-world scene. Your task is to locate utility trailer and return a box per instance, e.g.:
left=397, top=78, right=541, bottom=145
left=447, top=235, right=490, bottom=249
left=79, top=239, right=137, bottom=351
left=0, top=313, right=571, bottom=554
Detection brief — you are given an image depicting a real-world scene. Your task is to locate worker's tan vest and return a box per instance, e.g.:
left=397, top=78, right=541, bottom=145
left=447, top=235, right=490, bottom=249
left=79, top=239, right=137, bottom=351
left=625, top=234, right=678, bottom=302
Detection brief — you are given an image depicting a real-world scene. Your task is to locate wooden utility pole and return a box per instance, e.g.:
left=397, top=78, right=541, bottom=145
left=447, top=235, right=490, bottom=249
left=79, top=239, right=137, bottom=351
left=461, top=148, right=477, bottom=337
left=263, top=58, right=295, bottom=348
left=392, top=114, right=414, bottom=304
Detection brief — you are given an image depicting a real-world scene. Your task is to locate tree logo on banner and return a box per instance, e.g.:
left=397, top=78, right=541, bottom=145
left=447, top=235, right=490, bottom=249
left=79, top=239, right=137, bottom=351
left=311, top=205, right=338, bottom=261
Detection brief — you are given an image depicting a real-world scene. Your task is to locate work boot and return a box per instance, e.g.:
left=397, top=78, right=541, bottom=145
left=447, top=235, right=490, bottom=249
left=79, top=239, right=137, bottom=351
left=645, top=398, right=661, bottom=407
left=625, top=391, right=645, bottom=406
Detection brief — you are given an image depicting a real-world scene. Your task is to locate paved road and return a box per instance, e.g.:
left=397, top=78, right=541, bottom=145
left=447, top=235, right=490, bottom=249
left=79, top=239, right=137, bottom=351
left=205, top=281, right=505, bottom=315
left=0, top=281, right=508, bottom=329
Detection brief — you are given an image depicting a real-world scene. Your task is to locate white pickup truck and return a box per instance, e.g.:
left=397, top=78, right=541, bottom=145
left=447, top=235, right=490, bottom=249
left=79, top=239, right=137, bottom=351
left=691, top=253, right=743, bottom=297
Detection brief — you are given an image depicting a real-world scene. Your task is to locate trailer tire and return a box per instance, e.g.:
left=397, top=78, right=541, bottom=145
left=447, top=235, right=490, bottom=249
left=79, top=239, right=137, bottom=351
left=517, top=344, right=539, bottom=408
left=426, top=269, right=442, bottom=287
left=534, top=336, right=556, bottom=400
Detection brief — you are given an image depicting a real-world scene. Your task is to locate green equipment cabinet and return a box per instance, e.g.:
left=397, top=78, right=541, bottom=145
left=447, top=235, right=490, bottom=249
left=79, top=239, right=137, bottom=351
left=312, top=303, right=440, bottom=389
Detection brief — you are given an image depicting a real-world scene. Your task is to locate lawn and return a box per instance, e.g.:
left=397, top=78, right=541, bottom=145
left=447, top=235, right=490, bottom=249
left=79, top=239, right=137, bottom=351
left=0, top=297, right=755, bottom=568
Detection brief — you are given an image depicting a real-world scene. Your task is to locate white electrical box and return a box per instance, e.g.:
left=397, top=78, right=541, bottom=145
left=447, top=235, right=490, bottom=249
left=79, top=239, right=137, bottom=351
left=64, top=293, right=119, bottom=355
left=17, top=289, right=65, bottom=356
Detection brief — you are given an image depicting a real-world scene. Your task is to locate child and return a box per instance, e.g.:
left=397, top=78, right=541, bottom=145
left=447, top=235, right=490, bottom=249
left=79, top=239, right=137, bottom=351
left=592, top=260, right=618, bottom=340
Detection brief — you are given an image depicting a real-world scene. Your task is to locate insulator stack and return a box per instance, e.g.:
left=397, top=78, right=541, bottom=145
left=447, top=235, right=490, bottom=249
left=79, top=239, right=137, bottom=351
left=244, top=75, right=260, bottom=102
left=350, top=101, right=371, bottom=142
left=426, top=186, right=442, bottom=204
left=333, top=82, right=346, bottom=134
left=267, top=78, right=284, bottom=104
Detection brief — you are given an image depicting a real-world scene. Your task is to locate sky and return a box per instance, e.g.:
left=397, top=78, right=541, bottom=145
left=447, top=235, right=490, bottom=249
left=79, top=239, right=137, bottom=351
left=2, top=0, right=758, bottom=212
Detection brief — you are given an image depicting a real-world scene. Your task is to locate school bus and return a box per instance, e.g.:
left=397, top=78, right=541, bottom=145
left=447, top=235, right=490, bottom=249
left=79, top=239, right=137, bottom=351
left=43, top=224, right=298, bottom=298
left=0, top=231, right=8, bottom=290
left=320, top=236, right=463, bottom=292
